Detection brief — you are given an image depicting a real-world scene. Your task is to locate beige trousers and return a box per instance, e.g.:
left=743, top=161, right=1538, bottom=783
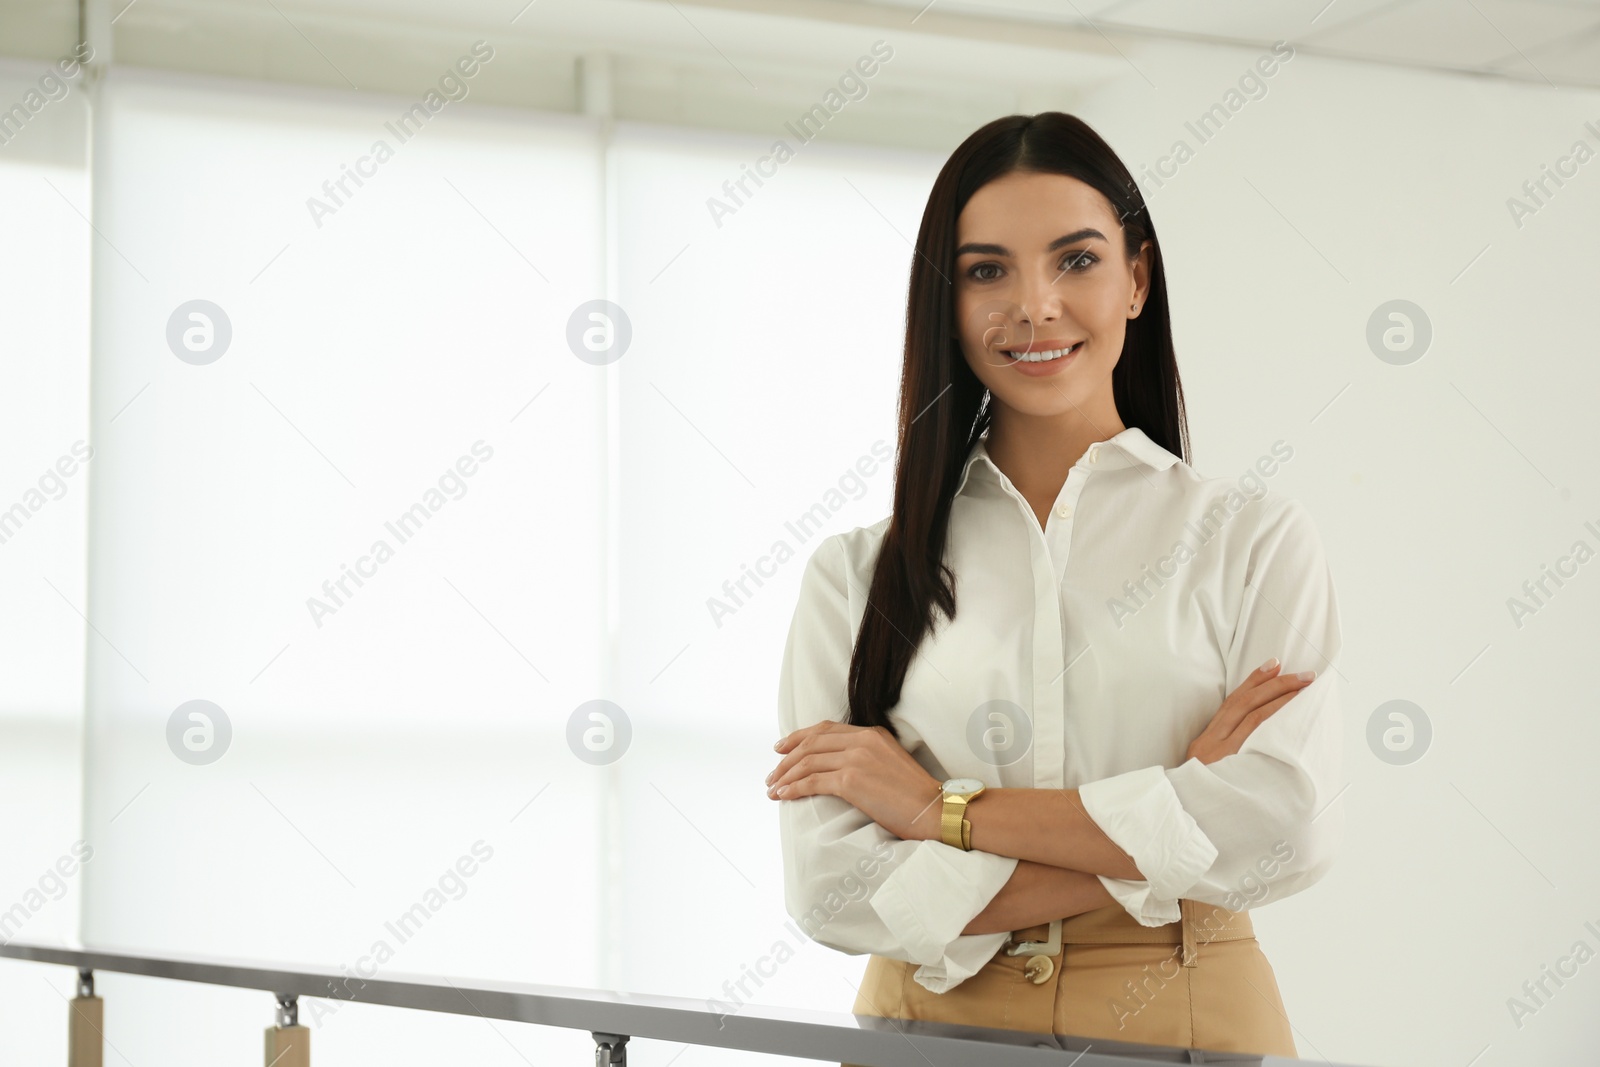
left=846, top=900, right=1296, bottom=1065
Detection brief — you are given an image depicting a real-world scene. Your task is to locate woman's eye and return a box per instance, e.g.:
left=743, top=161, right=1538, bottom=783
left=965, top=253, right=1096, bottom=282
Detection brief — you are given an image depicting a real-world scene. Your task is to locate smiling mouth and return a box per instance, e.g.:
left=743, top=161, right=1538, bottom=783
left=1001, top=341, right=1083, bottom=363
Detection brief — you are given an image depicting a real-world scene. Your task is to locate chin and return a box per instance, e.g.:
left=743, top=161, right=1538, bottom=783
left=991, top=390, right=1086, bottom=417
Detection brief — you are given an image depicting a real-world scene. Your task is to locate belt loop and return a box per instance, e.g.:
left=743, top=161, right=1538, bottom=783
left=1005, top=917, right=1062, bottom=957
left=1179, top=899, right=1198, bottom=968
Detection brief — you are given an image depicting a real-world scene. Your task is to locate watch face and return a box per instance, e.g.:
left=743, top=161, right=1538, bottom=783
left=944, top=777, right=985, bottom=794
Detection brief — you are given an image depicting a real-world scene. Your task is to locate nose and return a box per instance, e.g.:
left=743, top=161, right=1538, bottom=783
left=1012, top=268, right=1065, bottom=330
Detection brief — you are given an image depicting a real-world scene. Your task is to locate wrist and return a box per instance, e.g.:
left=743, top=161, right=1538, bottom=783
left=913, top=781, right=943, bottom=841
left=960, top=786, right=992, bottom=850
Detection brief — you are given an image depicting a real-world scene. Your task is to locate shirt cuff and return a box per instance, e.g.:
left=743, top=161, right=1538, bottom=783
left=1095, top=874, right=1183, bottom=926
left=868, top=843, right=1019, bottom=993
left=1078, top=763, right=1218, bottom=925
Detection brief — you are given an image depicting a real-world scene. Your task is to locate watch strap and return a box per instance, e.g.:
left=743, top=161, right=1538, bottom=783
left=941, top=793, right=972, bottom=850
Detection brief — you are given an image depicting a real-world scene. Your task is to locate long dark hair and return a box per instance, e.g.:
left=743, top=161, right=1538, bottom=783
left=845, top=111, right=1190, bottom=738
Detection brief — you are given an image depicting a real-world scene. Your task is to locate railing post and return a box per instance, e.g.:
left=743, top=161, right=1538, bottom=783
left=68, top=969, right=102, bottom=1067
left=264, top=993, right=310, bottom=1067
left=591, top=1031, right=628, bottom=1065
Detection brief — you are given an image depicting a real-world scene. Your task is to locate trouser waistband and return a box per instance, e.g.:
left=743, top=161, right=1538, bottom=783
left=1007, top=900, right=1253, bottom=968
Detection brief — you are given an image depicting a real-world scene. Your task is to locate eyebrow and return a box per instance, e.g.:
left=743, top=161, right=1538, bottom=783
left=955, top=228, right=1107, bottom=257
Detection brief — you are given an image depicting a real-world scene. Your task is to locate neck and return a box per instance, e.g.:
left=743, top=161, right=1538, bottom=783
left=985, top=411, right=1125, bottom=497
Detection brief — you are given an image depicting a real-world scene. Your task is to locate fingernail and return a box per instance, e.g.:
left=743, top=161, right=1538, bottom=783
left=775, top=786, right=787, bottom=797
left=1258, top=657, right=1279, bottom=672
left=1296, top=670, right=1316, bottom=682
left=773, top=740, right=782, bottom=751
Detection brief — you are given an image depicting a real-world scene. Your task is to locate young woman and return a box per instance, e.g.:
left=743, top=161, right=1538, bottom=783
left=765, top=112, right=1342, bottom=1060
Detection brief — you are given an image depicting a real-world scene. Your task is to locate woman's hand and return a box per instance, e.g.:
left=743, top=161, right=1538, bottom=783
left=1186, top=656, right=1315, bottom=765
left=766, top=721, right=943, bottom=841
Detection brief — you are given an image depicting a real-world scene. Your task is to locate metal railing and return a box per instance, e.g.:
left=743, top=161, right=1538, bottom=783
left=1, top=939, right=1343, bottom=1065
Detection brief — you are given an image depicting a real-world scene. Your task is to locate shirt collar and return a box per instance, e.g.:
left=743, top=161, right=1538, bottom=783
left=954, top=425, right=1180, bottom=498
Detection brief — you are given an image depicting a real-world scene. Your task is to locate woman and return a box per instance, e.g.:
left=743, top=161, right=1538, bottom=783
left=765, top=112, right=1342, bottom=1060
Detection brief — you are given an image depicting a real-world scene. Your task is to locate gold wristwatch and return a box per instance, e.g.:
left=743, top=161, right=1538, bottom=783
left=940, top=777, right=986, bottom=850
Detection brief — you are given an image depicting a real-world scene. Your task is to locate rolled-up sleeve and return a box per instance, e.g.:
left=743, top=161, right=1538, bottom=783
left=1079, top=494, right=1344, bottom=925
left=777, top=534, right=1020, bottom=994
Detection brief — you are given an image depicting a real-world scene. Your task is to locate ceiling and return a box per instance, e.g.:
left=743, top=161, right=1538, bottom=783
left=5, top=0, right=1600, bottom=91
left=1, top=0, right=1596, bottom=166
left=852, top=0, right=1600, bottom=89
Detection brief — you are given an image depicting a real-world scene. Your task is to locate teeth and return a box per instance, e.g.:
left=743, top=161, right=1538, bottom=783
left=1005, top=343, right=1078, bottom=363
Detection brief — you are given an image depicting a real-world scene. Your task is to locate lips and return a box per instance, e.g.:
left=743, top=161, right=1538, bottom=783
left=1002, top=341, right=1083, bottom=361
left=1001, top=339, right=1081, bottom=354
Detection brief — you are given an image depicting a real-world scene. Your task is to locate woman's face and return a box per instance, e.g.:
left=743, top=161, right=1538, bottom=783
left=953, top=169, right=1151, bottom=423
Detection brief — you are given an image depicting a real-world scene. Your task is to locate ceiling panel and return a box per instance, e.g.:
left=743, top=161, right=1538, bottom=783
left=1486, top=22, right=1600, bottom=85
left=1094, top=0, right=1405, bottom=44
left=851, top=0, right=1600, bottom=86
left=1298, top=0, right=1600, bottom=68
left=10, top=0, right=1600, bottom=93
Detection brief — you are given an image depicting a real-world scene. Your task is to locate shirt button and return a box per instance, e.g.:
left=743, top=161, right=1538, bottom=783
left=1054, top=503, right=1072, bottom=519
left=1086, top=444, right=1100, bottom=464
left=1024, top=955, right=1054, bottom=984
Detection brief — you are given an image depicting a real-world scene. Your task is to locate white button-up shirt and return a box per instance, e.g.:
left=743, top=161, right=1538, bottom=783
left=776, top=425, right=1343, bottom=993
